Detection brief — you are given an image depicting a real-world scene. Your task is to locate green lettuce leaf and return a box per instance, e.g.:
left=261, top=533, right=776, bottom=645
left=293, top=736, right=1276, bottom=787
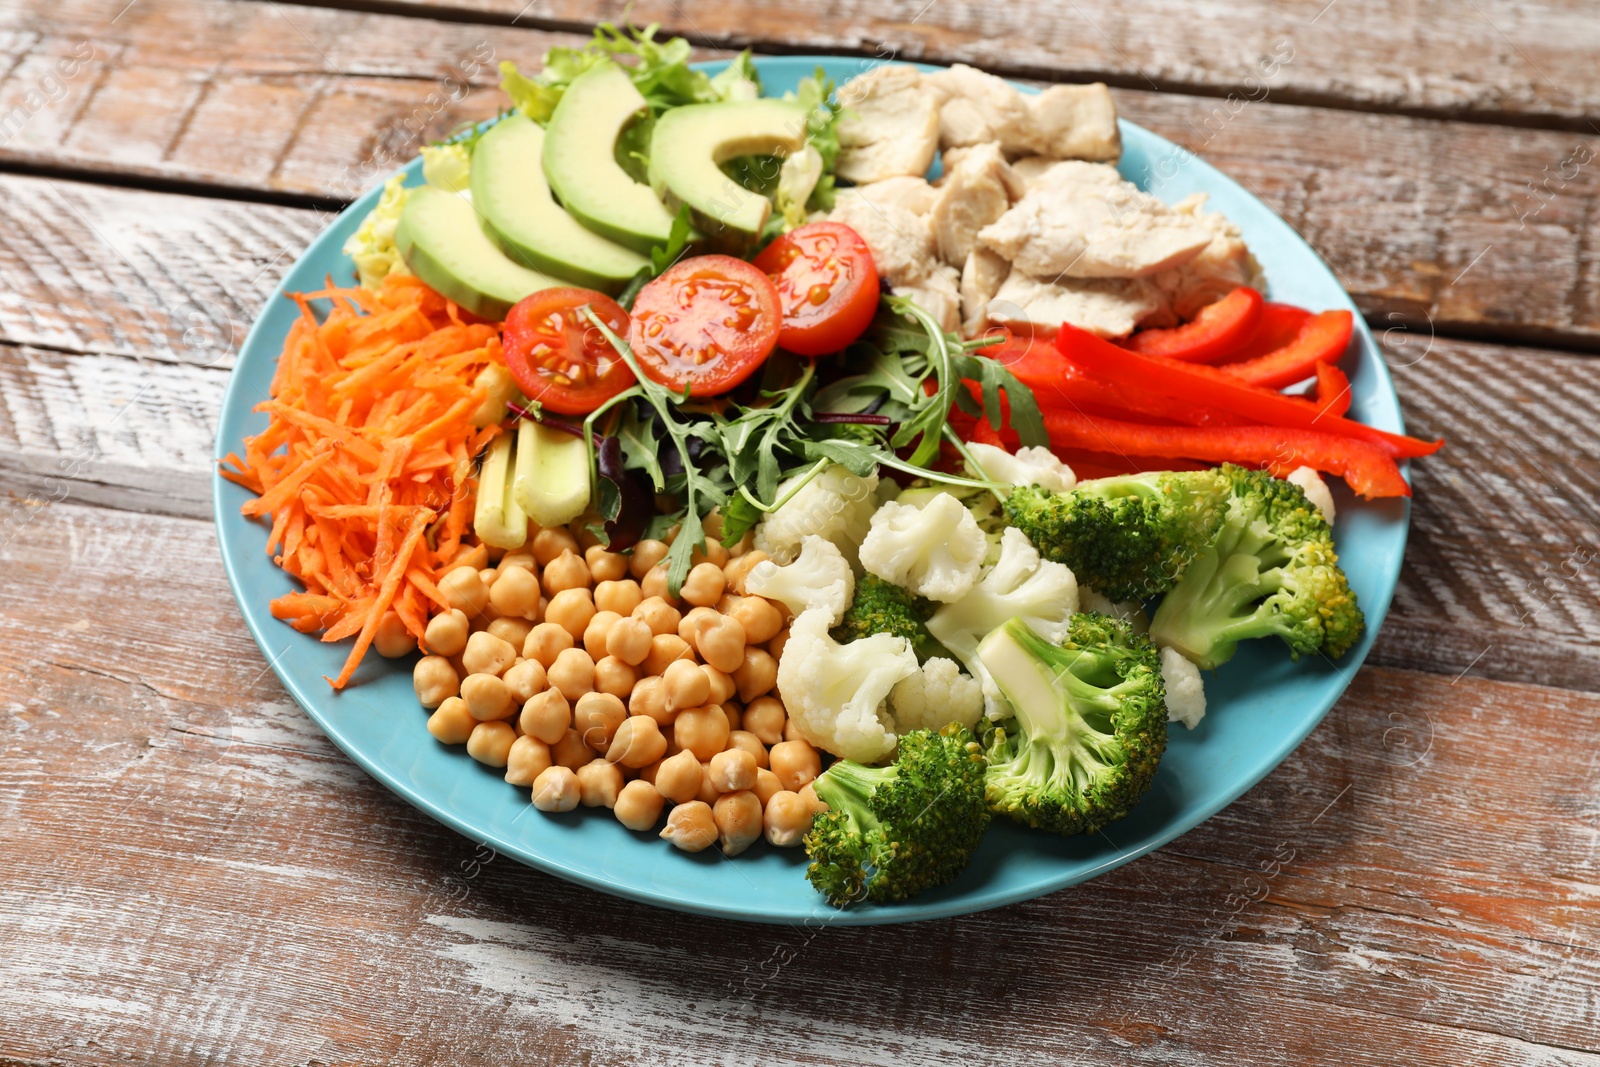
left=341, top=174, right=412, bottom=290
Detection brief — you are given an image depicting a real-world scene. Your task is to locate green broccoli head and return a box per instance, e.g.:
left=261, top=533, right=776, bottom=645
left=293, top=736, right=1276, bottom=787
left=831, top=573, right=951, bottom=663
left=975, top=614, right=1168, bottom=836
left=1004, top=469, right=1231, bottom=602
left=1148, top=465, right=1364, bottom=669
left=804, top=723, right=991, bottom=906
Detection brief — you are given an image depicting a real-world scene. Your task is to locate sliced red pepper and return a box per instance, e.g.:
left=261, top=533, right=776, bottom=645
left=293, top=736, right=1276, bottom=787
left=1223, top=302, right=1312, bottom=363
left=1224, top=309, right=1354, bottom=389
left=1122, top=287, right=1264, bottom=363
left=1053, top=323, right=1441, bottom=459
left=1051, top=448, right=1207, bottom=479
left=1039, top=408, right=1411, bottom=499
left=1315, top=361, right=1352, bottom=418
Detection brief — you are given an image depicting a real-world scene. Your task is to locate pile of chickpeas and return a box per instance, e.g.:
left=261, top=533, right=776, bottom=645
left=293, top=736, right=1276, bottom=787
left=403, top=518, right=828, bottom=856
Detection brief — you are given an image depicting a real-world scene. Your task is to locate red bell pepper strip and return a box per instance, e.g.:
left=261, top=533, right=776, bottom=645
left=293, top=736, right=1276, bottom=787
left=1053, top=323, right=1441, bottom=459
left=1222, top=302, right=1312, bottom=363
left=1224, top=309, right=1354, bottom=389
left=1314, top=361, right=1352, bottom=418
left=1122, top=287, right=1264, bottom=363
left=1039, top=409, right=1411, bottom=499
left=1051, top=448, right=1207, bottom=479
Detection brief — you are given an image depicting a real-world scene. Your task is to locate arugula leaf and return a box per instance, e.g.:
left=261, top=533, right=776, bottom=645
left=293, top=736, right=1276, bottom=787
left=950, top=351, right=1048, bottom=448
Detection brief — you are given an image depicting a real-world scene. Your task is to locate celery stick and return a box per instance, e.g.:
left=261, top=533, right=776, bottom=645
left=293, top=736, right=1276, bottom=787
left=512, top=418, right=591, bottom=529
left=472, top=431, right=529, bottom=549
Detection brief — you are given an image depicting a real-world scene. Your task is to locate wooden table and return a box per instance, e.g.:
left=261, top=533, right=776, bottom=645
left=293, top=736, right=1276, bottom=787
left=3, top=1, right=1598, bottom=1062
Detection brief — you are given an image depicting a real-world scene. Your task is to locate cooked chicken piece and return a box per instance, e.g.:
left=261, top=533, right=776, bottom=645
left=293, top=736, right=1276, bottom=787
left=924, top=64, right=1034, bottom=155
left=986, top=268, right=1167, bottom=339
left=895, top=262, right=963, bottom=335
left=978, top=161, right=1214, bottom=279
left=960, top=248, right=1009, bottom=338
left=1148, top=193, right=1265, bottom=319
left=1027, top=83, right=1121, bottom=162
left=828, top=191, right=936, bottom=287
left=846, top=175, right=939, bottom=216
left=836, top=66, right=942, bottom=184
left=1006, top=156, right=1062, bottom=190
left=929, top=143, right=1024, bottom=265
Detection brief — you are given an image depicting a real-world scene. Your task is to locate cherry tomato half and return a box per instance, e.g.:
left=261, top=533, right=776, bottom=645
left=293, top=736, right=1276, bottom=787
left=752, top=221, right=880, bottom=357
left=502, top=288, right=633, bottom=416
left=628, top=255, right=782, bottom=396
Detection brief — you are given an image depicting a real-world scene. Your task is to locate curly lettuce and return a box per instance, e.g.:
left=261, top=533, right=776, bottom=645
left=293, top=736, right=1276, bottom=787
left=342, top=173, right=412, bottom=289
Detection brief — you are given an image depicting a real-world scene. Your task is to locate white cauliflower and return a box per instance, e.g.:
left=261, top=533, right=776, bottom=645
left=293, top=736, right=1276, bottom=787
left=754, top=464, right=879, bottom=567
left=775, top=608, right=918, bottom=763
left=967, top=442, right=1077, bottom=493
left=744, top=535, right=854, bottom=626
left=1287, top=466, right=1337, bottom=525
left=926, top=527, right=1080, bottom=717
left=1079, top=589, right=1150, bottom=634
left=1159, top=645, right=1207, bottom=729
left=889, top=656, right=984, bottom=733
left=858, top=493, right=988, bottom=603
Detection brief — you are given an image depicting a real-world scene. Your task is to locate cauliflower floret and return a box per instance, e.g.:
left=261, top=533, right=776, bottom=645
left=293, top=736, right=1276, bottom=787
left=859, top=494, right=988, bottom=603
left=967, top=443, right=1077, bottom=493
left=1286, top=466, right=1337, bottom=525
left=1159, top=645, right=1206, bottom=729
left=1079, top=589, right=1150, bottom=634
left=754, top=464, right=879, bottom=567
left=745, top=535, right=854, bottom=626
left=776, top=608, right=919, bottom=763
left=927, top=527, right=1081, bottom=717
left=889, top=656, right=984, bottom=733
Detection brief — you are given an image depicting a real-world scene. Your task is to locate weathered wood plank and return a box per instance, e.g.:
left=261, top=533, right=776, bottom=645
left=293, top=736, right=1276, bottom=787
left=1, top=500, right=1597, bottom=1064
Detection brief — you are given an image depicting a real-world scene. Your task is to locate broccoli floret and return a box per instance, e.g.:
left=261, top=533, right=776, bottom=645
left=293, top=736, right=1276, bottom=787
left=975, top=614, right=1168, bottom=836
left=804, top=724, right=990, bottom=906
left=1004, top=469, right=1231, bottom=602
left=1148, top=465, right=1364, bottom=669
left=831, top=573, right=950, bottom=663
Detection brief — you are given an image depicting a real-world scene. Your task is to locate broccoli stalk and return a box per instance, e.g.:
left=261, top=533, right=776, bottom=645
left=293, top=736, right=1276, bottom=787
left=831, top=573, right=951, bottom=663
left=976, top=614, right=1168, bottom=836
left=1149, top=465, right=1364, bottom=669
left=804, top=724, right=990, bottom=906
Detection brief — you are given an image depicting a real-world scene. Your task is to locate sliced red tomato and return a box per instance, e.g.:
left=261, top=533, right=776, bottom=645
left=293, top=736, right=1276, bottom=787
left=502, top=288, right=633, bottom=416
left=1122, top=287, right=1263, bottom=363
left=628, top=255, right=782, bottom=396
left=752, top=221, right=881, bottom=356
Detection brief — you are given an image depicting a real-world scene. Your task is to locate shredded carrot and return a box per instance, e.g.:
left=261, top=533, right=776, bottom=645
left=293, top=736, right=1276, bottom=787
left=221, top=275, right=504, bottom=689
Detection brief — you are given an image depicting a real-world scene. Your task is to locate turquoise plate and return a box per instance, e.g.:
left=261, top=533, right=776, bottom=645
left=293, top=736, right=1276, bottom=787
left=213, top=56, right=1409, bottom=925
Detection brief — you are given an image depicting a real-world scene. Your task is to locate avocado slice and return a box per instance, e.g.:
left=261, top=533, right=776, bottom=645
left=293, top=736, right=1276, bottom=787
left=648, top=98, right=809, bottom=245
left=473, top=114, right=650, bottom=295
left=543, top=61, right=698, bottom=254
left=395, top=185, right=558, bottom=320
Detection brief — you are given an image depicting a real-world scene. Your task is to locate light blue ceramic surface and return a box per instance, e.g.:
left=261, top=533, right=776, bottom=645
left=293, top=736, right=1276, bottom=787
left=212, top=56, right=1410, bottom=925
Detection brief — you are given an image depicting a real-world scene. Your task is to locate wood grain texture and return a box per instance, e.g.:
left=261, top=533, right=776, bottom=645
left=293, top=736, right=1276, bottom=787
left=1, top=500, right=1597, bottom=1066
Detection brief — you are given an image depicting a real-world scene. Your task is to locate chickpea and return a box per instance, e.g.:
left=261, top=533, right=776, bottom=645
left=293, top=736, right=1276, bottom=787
left=413, top=655, right=460, bottom=709
left=544, top=587, right=596, bottom=643
left=613, top=779, right=665, bottom=831
left=708, top=748, right=758, bottom=793
left=638, top=759, right=662, bottom=785
left=654, top=750, right=704, bottom=804
left=695, top=765, right=721, bottom=805
left=523, top=622, right=574, bottom=669
left=752, top=767, right=783, bottom=807
left=763, top=791, right=813, bottom=848
left=487, top=564, right=540, bottom=621
left=573, top=691, right=627, bottom=752
left=713, top=790, right=764, bottom=856
left=593, top=656, right=637, bottom=699
left=502, top=659, right=548, bottom=705
left=447, top=543, right=489, bottom=572
left=551, top=729, right=592, bottom=772
left=542, top=550, right=591, bottom=596
left=783, top=718, right=805, bottom=743
left=576, top=758, right=624, bottom=808
left=487, top=616, right=534, bottom=650
left=581, top=610, right=619, bottom=660
left=659, top=659, right=707, bottom=713
left=674, top=704, right=730, bottom=762
left=643, top=634, right=695, bottom=677
left=768, top=627, right=790, bottom=663
left=594, top=578, right=644, bottom=617
left=519, top=689, right=571, bottom=745
left=722, top=550, right=768, bottom=596
left=691, top=537, right=730, bottom=569
left=770, top=739, right=822, bottom=792
left=606, top=617, right=653, bottom=667
left=497, top=550, right=536, bottom=574
left=439, top=566, right=490, bottom=616
left=461, top=673, right=514, bottom=721
left=725, top=730, right=769, bottom=769
left=798, top=781, right=829, bottom=815
left=462, top=631, right=517, bottom=677
left=504, top=735, right=553, bottom=787
left=531, top=526, right=579, bottom=566
left=448, top=653, right=469, bottom=680
left=677, top=605, right=720, bottom=646
left=660, top=800, right=717, bottom=852
left=607, top=716, right=667, bottom=768
left=374, top=611, right=415, bottom=658
left=628, top=675, right=672, bottom=725
left=424, top=609, right=470, bottom=658
left=545, top=646, right=596, bottom=704
left=531, top=766, right=581, bottom=812
left=466, top=721, right=516, bottom=766
left=585, top=545, right=628, bottom=583
left=679, top=562, right=726, bottom=608
left=629, top=539, right=669, bottom=579
left=730, top=595, right=784, bottom=644
left=640, top=564, right=679, bottom=605
left=702, top=664, right=737, bottom=706
left=479, top=567, right=499, bottom=589
left=696, top=615, right=747, bottom=674
left=733, top=646, right=778, bottom=703
left=742, top=696, right=786, bottom=746
left=426, top=696, right=476, bottom=744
